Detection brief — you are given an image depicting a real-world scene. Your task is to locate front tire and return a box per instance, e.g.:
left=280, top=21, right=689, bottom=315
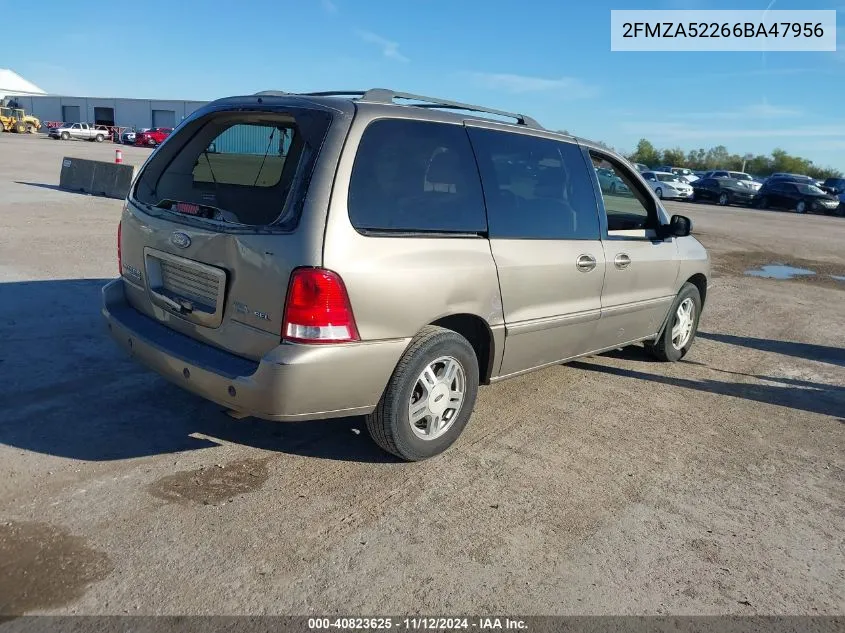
left=61, top=132, right=69, bottom=140
left=758, top=196, right=769, bottom=209
left=645, top=283, right=702, bottom=362
left=366, top=326, right=479, bottom=461
left=718, top=192, right=730, bottom=206
left=656, top=188, right=663, bottom=199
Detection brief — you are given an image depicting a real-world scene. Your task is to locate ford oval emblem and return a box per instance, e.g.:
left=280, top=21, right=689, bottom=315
left=170, top=232, right=191, bottom=249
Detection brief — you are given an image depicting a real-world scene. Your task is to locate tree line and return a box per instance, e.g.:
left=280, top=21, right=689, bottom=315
left=626, top=138, right=842, bottom=180
left=554, top=131, right=842, bottom=180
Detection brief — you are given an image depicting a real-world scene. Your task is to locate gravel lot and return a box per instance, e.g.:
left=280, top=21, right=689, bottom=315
left=0, top=133, right=843, bottom=616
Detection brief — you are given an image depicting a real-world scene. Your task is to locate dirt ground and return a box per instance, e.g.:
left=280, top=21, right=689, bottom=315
left=0, top=133, right=843, bottom=616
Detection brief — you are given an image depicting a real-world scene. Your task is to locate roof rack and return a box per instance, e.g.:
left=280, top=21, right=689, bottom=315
left=291, top=88, right=542, bottom=129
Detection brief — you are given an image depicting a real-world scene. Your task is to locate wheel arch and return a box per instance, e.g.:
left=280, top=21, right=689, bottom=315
left=656, top=273, right=708, bottom=339
left=429, top=313, right=496, bottom=385
left=686, top=273, right=708, bottom=307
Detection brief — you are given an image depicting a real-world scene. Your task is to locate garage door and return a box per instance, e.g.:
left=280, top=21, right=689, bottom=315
left=94, top=107, right=115, bottom=126
left=62, top=105, right=81, bottom=124
left=152, top=109, right=176, bottom=128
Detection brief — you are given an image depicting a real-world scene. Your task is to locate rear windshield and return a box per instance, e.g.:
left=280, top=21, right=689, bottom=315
left=133, top=109, right=330, bottom=228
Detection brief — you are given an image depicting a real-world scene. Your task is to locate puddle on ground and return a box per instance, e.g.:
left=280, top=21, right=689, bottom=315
left=715, top=251, right=845, bottom=290
left=745, top=264, right=816, bottom=280
left=147, top=457, right=271, bottom=506
left=0, top=521, right=113, bottom=614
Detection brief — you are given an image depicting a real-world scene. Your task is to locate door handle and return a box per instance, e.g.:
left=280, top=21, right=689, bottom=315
left=614, top=253, right=631, bottom=269
left=576, top=254, right=597, bottom=272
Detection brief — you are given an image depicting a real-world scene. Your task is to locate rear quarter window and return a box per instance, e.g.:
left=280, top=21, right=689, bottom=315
left=347, top=119, right=487, bottom=234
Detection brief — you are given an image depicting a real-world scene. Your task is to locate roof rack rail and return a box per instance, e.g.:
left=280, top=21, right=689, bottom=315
left=299, top=91, right=367, bottom=98
left=253, top=90, right=291, bottom=97
left=358, top=88, right=542, bottom=129
left=286, top=88, right=541, bottom=128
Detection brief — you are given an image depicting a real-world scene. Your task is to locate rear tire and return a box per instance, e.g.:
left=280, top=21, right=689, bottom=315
left=796, top=200, right=807, bottom=214
left=718, top=192, right=730, bottom=206
left=645, top=283, right=702, bottom=362
left=95, top=134, right=104, bottom=143
left=365, top=326, right=479, bottom=461
left=656, top=188, right=663, bottom=199
left=758, top=196, right=769, bottom=209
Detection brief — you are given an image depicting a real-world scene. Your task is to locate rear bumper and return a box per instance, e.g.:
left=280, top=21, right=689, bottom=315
left=102, top=278, right=410, bottom=421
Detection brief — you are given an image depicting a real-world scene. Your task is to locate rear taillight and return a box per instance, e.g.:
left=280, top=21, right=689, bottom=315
left=282, top=268, right=359, bottom=344
left=117, top=221, right=122, bottom=274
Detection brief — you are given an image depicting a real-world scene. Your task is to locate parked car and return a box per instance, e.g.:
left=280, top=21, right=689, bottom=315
left=761, top=174, right=817, bottom=188
left=135, top=127, right=173, bottom=146
left=657, top=166, right=698, bottom=183
left=49, top=122, right=109, bottom=142
left=121, top=127, right=150, bottom=144
left=595, top=167, right=630, bottom=194
left=754, top=179, right=840, bottom=214
left=820, top=177, right=845, bottom=195
left=768, top=172, right=815, bottom=183
left=103, top=88, right=709, bottom=461
left=633, top=162, right=649, bottom=172
left=691, top=177, right=756, bottom=206
left=701, top=170, right=761, bottom=192
left=641, top=171, right=694, bottom=200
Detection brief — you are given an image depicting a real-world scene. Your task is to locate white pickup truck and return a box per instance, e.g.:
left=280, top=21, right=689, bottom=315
left=49, top=122, right=110, bottom=142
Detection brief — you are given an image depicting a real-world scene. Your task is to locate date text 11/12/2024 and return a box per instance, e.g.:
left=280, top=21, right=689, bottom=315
left=307, top=617, right=528, bottom=630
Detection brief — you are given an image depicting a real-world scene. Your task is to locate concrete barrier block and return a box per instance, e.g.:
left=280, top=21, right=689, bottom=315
left=59, top=157, right=137, bottom=200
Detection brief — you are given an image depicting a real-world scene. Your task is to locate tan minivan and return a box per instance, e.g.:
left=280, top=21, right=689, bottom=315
left=103, top=89, right=710, bottom=460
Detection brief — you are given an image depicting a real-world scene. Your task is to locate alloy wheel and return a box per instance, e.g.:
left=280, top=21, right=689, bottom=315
left=408, top=356, right=466, bottom=440
left=671, top=298, right=695, bottom=350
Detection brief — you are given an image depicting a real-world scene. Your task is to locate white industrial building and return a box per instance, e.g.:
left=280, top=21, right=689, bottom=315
left=11, top=94, right=208, bottom=130
left=3, top=68, right=207, bottom=130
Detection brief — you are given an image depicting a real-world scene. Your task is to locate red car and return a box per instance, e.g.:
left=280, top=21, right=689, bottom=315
left=135, top=127, right=173, bottom=147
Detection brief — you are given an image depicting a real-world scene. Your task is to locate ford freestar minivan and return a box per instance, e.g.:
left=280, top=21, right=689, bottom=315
left=103, top=89, right=709, bottom=461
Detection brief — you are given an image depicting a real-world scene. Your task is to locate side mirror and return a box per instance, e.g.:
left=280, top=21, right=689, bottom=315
left=666, top=214, right=692, bottom=237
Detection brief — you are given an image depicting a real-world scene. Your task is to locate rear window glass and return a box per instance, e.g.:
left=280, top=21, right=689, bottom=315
left=133, top=111, right=327, bottom=227
left=347, top=119, right=487, bottom=234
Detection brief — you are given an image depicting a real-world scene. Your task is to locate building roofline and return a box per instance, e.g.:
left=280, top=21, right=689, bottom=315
left=11, top=94, right=208, bottom=103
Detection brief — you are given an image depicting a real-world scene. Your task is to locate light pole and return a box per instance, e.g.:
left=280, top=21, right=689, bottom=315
left=741, top=153, right=754, bottom=173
